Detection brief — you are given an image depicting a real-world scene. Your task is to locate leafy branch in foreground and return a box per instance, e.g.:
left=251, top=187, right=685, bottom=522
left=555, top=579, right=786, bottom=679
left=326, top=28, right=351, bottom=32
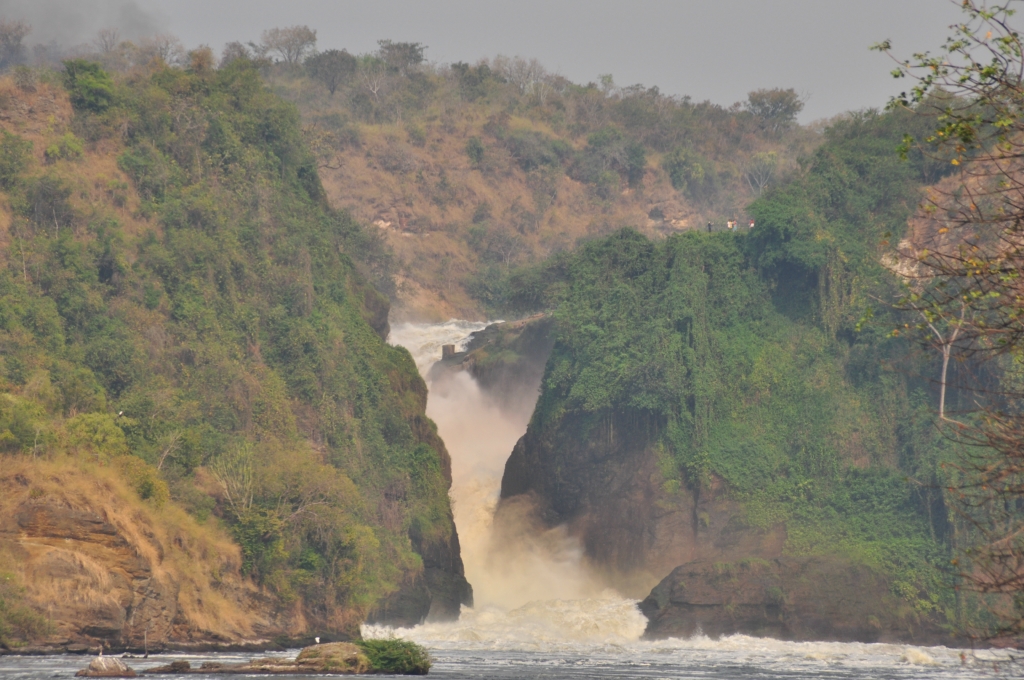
left=877, top=0, right=1024, bottom=643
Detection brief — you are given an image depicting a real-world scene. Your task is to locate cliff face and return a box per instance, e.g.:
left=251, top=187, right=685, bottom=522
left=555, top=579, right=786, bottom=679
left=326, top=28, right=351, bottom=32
left=640, top=557, right=953, bottom=645
left=0, top=460, right=284, bottom=652
left=500, top=409, right=784, bottom=592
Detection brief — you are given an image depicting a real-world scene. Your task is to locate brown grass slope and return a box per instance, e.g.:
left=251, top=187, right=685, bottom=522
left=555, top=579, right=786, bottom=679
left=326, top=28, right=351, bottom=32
left=268, top=63, right=824, bottom=321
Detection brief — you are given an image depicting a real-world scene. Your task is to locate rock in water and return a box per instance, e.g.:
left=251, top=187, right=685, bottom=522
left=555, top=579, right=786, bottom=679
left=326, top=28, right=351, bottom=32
left=144, top=643, right=378, bottom=674
left=296, top=642, right=371, bottom=673
left=76, top=656, right=137, bottom=677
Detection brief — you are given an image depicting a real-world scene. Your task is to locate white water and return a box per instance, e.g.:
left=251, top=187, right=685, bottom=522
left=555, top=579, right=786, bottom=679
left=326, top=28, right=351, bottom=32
left=377, top=321, right=1003, bottom=679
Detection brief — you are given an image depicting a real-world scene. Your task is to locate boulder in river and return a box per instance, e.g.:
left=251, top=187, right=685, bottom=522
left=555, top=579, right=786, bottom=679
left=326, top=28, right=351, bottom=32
left=76, top=655, right=137, bottom=677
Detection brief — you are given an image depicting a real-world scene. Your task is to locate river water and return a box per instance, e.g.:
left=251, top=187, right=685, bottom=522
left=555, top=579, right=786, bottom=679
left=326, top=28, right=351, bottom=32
left=0, top=321, right=1008, bottom=678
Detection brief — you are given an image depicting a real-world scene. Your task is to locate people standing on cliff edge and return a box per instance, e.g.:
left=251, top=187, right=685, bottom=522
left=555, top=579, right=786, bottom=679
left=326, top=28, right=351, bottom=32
left=707, top=221, right=712, bottom=233
left=749, top=219, right=755, bottom=229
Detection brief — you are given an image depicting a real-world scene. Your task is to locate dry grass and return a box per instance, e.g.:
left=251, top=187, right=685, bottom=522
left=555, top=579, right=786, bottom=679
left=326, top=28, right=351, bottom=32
left=314, top=108, right=699, bottom=321
left=0, top=456, right=270, bottom=641
left=0, top=75, right=154, bottom=250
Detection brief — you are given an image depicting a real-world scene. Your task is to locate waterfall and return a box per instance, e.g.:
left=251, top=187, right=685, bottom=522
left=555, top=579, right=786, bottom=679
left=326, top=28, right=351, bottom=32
left=381, top=321, right=646, bottom=643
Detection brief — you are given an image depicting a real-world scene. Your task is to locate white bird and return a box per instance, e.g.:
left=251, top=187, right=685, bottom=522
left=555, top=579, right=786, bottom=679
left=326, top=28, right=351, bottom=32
left=315, top=637, right=320, bottom=644
left=118, top=411, right=123, bottom=417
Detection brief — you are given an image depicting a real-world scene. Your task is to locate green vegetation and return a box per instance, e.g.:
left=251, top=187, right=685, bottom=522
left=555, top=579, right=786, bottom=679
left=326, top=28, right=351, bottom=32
left=357, top=638, right=432, bottom=675
left=0, top=56, right=454, bottom=628
left=505, top=106, right=960, bottom=617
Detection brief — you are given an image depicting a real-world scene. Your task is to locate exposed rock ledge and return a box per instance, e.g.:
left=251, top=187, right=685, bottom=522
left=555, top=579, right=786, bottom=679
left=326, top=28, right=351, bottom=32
left=640, top=557, right=958, bottom=645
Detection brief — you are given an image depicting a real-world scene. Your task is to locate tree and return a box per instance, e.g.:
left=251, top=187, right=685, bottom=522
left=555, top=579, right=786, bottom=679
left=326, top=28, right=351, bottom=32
left=745, top=151, right=778, bottom=195
left=306, top=49, right=357, bottom=96
left=376, top=40, right=425, bottom=76
left=876, top=0, right=1024, bottom=642
left=138, top=34, right=186, bottom=66
left=261, top=25, right=317, bottom=66
left=302, top=123, right=340, bottom=169
left=220, top=41, right=251, bottom=67
left=662, top=147, right=707, bottom=197
left=493, top=55, right=546, bottom=96
left=746, top=88, right=804, bottom=134
left=93, top=28, right=120, bottom=54
left=359, top=58, right=389, bottom=104
left=62, top=59, right=115, bottom=113
left=0, top=19, right=29, bottom=71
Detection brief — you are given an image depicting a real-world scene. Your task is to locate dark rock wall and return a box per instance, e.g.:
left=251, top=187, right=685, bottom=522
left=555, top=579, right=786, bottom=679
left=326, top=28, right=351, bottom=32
left=640, top=557, right=955, bottom=645
left=366, top=513, right=473, bottom=626
left=499, top=409, right=785, bottom=593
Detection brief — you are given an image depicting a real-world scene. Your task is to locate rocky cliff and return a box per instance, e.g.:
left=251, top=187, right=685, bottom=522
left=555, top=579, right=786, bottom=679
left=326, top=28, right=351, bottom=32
left=500, top=409, right=786, bottom=594
left=0, top=460, right=283, bottom=652
left=497, top=181, right=956, bottom=632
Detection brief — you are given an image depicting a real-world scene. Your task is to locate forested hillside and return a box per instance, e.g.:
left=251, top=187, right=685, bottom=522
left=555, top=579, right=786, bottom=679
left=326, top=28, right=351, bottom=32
left=253, top=40, right=821, bottom=319
left=0, top=52, right=467, bottom=649
left=497, top=106, right=972, bottom=633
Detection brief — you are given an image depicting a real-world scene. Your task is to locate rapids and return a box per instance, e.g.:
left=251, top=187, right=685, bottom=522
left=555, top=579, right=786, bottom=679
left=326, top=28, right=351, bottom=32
left=375, top=321, right=1004, bottom=678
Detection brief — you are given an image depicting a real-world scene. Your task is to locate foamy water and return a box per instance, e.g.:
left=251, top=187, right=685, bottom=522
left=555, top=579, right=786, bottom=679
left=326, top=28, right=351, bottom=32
left=380, top=321, right=1003, bottom=679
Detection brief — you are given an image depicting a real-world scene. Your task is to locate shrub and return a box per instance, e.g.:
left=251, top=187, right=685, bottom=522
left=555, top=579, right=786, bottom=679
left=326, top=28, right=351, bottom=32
left=64, top=412, right=128, bottom=460
left=13, top=66, right=35, bottom=92
left=465, top=136, right=484, bottom=165
left=357, top=638, right=431, bottom=675
left=62, top=60, right=115, bottom=113
left=44, top=132, right=84, bottom=163
left=405, top=123, right=426, bottom=147
left=116, top=455, right=170, bottom=506
left=0, top=130, right=31, bottom=188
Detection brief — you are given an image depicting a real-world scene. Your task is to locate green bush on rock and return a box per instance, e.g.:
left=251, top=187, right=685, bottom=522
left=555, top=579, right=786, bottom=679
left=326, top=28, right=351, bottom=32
left=357, top=638, right=432, bottom=675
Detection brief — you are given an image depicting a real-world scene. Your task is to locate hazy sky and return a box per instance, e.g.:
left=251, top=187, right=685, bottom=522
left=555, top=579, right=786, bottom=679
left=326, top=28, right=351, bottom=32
left=5, top=0, right=971, bottom=121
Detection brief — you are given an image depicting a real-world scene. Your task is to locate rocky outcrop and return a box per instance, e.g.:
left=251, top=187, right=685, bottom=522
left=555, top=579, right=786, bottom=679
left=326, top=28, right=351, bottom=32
left=500, top=408, right=784, bottom=594
left=366, top=522, right=472, bottom=626
left=429, top=314, right=555, bottom=414
left=142, top=641, right=429, bottom=675
left=0, top=463, right=290, bottom=653
left=144, top=643, right=372, bottom=675
left=640, top=557, right=955, bottom=644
